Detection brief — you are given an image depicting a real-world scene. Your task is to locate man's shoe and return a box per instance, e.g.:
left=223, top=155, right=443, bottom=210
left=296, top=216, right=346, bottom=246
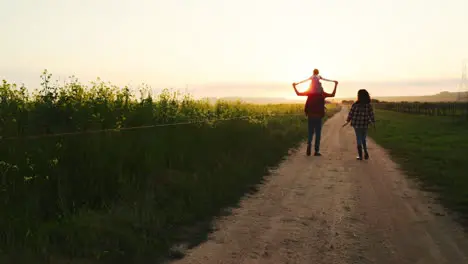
left=306, top=143, right=311, bottom=156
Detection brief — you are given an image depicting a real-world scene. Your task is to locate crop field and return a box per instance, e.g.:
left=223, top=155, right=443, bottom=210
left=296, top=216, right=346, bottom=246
left=369, top=109, right=468, bottom=224
left=0, top=71, right=340, bottom=263
left=373, top=101, right=468, bottom=117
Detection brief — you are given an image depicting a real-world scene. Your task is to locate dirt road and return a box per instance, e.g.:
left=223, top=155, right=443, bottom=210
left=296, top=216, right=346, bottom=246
left=169, top=107, right=468, bottom=264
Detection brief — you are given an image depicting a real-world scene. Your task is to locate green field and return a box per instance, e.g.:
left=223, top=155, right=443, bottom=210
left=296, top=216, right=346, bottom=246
left=369, top=110, right=468, bottom=222
left=373, top=101, right=468, bottom=117
left=0, top=72, right=339, bottom=263
left=339, top=91, right=468, bottom=103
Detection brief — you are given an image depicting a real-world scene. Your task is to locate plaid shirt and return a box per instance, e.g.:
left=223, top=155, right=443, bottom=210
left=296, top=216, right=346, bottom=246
left=346, top=103, right=375, bottom=128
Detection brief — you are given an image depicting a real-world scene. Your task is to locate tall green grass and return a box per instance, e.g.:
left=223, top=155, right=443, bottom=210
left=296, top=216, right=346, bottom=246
left=369, top=110, right=468, bottom=224
left=0, top=70, right=339, bottom=263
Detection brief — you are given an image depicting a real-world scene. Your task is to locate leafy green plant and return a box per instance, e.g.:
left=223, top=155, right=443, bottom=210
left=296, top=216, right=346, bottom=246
left=0, top=71, right=339, bottom=263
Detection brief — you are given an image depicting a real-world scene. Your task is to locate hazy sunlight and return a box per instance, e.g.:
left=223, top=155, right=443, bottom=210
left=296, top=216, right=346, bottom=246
left=0, top=0, right=467, bottom=98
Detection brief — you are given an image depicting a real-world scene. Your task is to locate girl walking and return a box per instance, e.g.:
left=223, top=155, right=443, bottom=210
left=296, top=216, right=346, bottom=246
left=342, top=89, right=376, bottom=160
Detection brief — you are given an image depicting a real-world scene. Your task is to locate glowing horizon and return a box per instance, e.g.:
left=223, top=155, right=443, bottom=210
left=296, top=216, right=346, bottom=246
left=1, top=0, right=467, bottom=99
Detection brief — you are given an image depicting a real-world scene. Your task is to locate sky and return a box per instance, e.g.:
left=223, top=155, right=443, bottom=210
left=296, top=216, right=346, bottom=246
left=0, top=0, right=467, bottom=99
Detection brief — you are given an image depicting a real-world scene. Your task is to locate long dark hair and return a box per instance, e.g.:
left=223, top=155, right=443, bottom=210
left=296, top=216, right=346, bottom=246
left=356, top=89, right=371, bottom=105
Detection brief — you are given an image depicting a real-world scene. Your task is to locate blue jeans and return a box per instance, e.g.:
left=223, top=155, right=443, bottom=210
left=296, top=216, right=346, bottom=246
left=307, top=117, right=322, bottom=152
left=353, top=127, right=368, bottom=149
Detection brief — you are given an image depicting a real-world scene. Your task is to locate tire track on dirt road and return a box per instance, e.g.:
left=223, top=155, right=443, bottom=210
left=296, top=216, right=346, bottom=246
left=168, top=107, right=468, bottom=264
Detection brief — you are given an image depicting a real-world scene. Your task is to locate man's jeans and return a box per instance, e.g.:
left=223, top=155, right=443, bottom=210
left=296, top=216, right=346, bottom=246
left=307, top=117, right=322, bottom=152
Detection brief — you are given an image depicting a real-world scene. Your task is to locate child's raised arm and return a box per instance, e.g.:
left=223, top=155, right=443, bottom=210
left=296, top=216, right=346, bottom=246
left=292, top=83, right=311, bottom=96
left=295, top=76, right=312, bottom=85
left=320, top=76, right=338, bottom=83
left=323, top=81, right=338, bottom=98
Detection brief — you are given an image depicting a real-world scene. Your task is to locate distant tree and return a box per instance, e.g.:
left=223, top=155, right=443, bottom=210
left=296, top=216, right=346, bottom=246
left=341, top=100, right=354, bottom=105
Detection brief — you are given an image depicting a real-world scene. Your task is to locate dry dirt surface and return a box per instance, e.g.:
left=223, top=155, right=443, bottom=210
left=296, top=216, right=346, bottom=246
left=168, top=107, right=468, bottom=264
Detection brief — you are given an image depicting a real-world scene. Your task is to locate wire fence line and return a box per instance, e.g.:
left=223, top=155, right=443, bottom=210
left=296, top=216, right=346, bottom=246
left=0, top=113, right=306, bottom=141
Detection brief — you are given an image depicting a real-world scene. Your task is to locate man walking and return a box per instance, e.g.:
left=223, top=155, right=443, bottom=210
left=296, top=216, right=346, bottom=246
left=293, top=69, right=338, bottom=156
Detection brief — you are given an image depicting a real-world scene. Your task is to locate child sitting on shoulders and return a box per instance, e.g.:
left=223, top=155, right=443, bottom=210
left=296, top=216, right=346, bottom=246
left=294, top=69, right=336, bottom=96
